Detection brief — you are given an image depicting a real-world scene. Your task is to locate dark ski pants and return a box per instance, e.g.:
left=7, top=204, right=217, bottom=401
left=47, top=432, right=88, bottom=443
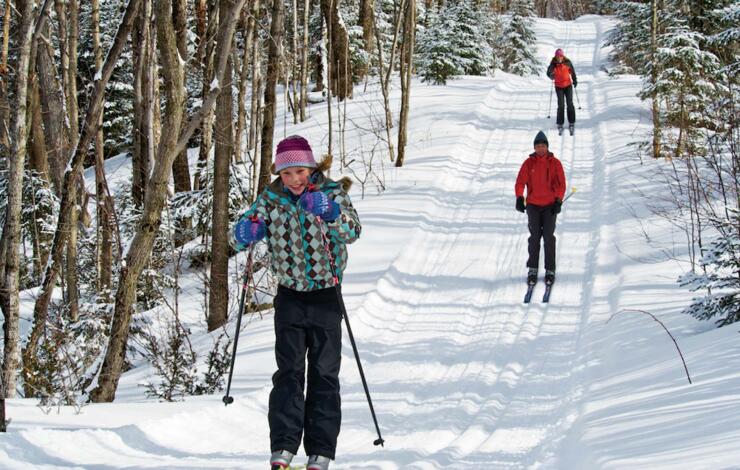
left=556, top=85, right=575, bottom=126
left=268, top=284, right=343, bottom=460
left=526, top=204, right=557, bottom=272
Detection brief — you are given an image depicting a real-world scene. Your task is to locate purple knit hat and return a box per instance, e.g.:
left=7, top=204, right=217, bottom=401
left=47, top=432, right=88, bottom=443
left=274, top=135, right=317, bottom=172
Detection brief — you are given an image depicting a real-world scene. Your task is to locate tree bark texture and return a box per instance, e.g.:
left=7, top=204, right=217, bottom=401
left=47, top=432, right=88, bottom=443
left=259, top=0, right=284, bottom=194
left=299, top=0, right=309, bottom=121
left=132, top=2, right=154, bottom=207
left=93, top=0, right=113, bottom=296
left=36, top=30, right=69, bottom=195
left=90, top=0, right=250, bottom=402
left=358, top=0, right=374, bottom=81
left=195, top=1, right=218, bottom=192
left=320, top=0, right=352, bottom=100
left=396, top=0, right=415, bottom=167
left=171, top=0, right=192, bottom=194
left=1, top=0, right=35, bottom=399
left=208, top=0, right=236, bottom=332
left=25, top=0, right=144, bottom=391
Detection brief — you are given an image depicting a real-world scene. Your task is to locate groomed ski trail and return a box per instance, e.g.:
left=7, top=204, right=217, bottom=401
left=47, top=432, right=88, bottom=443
left=337, top=16, right=609, bottom=469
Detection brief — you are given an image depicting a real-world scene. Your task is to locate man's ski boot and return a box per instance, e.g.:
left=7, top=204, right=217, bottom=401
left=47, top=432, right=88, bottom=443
left=557, top=126, right=564, bottom=136
left=270, top=450, right=295, bottom=469
left=545, top=270, right=556, bottom=286
left=527, top=267, right=538, bottom=286
left=307, top=454, right=331, bottom=470
left=568, top=124, right=574, bottom=136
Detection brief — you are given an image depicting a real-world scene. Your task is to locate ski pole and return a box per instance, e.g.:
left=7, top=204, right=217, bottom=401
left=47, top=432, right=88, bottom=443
left=563, top=187, right=577, bottom=202
left=223, top=242, right=256, bottom=406
left=574, top=86, right=582, bottom=110
left=316, top=214, right=385, bottom=447
left=547, top=81, right=554, bottom=118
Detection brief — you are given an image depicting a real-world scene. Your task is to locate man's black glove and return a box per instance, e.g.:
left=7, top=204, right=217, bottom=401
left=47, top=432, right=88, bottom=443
left=573, top=82, right=578, bottom=88
left=516, top=196, right=526, bottom=213
left=552, top=198, right=562, bottom=215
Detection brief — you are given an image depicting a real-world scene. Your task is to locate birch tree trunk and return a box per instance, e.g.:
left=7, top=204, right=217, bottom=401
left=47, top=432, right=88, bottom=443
left=259, top=0, right=285, bottom=194
left=1, top=0, right=35, bottom=399
left=90, top=0, right=250, bottom=402
left=208, top=0, right=236, bottom=332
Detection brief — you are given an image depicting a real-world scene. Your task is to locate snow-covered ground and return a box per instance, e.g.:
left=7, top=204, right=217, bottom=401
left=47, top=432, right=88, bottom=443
left=4, top=15, right=740, bottom=470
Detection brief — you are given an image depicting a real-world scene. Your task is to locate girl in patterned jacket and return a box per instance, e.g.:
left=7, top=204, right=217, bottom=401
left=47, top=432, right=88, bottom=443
left=230, top=135, right=361, bottom=470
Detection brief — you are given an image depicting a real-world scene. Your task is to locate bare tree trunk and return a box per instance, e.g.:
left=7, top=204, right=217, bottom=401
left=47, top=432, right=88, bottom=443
left=92, top=0, right=113, bottom=297
left=1, top=0, right=35, bottom=399
left=299, top=0, right=310, bottom=121
left=132, top=2, right=154, bottom=207
left=249, top=29, right=263, bottom=200
left=324, top=5, right=333, bottom=157
left=396, top=0, right=414, bottom=168
left=36, top=34, right=68, bottom=195
left=28, top=81, right=52, bottom=281
left=208, top=0, right=235, bottom=332
left=90, top=0, right=249, bottom=403
left=259, top=0, right=285, bottom=194
left=194, top=1, right=218, bottom=192
left=650, top=0, right=661, bottom=159
left=290, top=0, right=299, bottom=124
left=25, top=0, right=144, bottom=390
left=0, top=0, right=11, bottom=148
left=235, top=0, right=259, bottom=162
left=373, top=0, right=407, bottom=162
left=68, top=0, right=83, bottom=319
left=171, top=0, right=192, bottom=194
left=249, top=29, right=261, bottom=151
left=358, top=0, right=374, bottom=81
left=321, top=0, right=352, bottom=100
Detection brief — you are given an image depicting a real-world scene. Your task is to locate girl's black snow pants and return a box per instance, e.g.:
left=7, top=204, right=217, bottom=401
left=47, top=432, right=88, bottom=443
left=268, top=284, right=343, bottom=460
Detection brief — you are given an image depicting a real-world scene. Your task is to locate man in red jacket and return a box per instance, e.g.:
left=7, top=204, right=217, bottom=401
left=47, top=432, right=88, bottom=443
left=515, top=131, right=566, bottom=286
left=546, top=48, right=578, bottom=135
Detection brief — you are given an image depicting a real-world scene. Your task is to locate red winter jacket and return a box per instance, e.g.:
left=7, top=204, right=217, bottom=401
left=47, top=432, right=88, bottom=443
left=515, top=152, right=566, bottom=207
left=547, top=58, right=577, bottom=89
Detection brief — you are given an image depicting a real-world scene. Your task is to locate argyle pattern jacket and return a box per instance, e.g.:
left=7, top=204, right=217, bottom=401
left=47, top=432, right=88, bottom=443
left=232, top=172, right=361, bottom=291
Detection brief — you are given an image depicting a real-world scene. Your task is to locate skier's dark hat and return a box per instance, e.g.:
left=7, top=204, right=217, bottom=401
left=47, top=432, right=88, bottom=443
left=533, top=130, right=549, bottom=147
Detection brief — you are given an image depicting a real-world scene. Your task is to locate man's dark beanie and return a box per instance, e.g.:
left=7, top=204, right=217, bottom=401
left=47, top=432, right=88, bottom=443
left=534, top=130, right=549, bottom=147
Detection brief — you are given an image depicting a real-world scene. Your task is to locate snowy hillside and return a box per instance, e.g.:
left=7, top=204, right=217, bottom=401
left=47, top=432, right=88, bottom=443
left=4, top=15, right=740, bottom=470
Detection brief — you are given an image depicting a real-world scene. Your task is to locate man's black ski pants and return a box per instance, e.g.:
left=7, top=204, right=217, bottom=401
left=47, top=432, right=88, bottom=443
left=526, top=203, right=558, bottom=272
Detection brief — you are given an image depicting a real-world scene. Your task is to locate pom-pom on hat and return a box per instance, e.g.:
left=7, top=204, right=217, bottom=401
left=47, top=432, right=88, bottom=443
left=274, top=135, right=317, bottom=172
left=555, top=48, right=564, bottom=57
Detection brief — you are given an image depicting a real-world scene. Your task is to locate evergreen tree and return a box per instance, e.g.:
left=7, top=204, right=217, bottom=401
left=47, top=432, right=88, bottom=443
left=416, top=0, right=496, bottom=84
left=707, top=2, right=740, bottom=76
left=679, top=211, right=740, bottom=327
left=604, top=1, right=652, bottom=74
left=640, top=20, right=725, bottom=156
left=500, top=0, right=541, bottom=76
left=416, top=5, right=461, bottom=84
